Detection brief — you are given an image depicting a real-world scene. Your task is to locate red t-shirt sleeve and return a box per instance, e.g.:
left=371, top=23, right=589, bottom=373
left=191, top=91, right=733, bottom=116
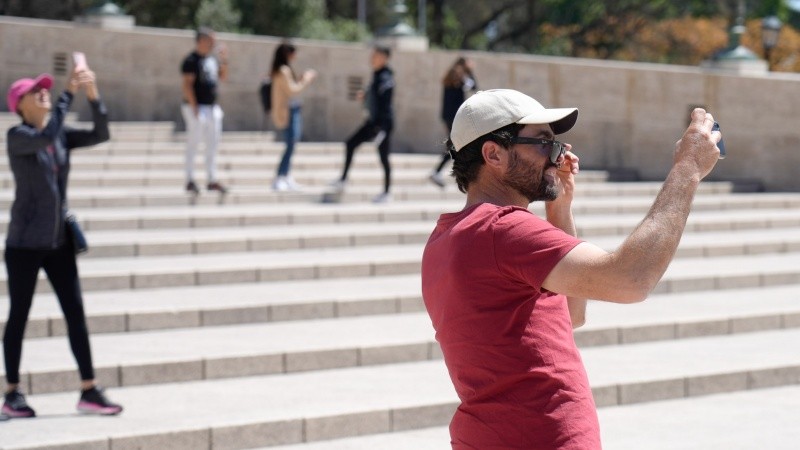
left=491, top=207, right=582, bottom=292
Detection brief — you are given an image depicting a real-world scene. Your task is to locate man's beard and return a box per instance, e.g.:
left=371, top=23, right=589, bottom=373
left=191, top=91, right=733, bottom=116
left=505, top=149, right=559, bottom=203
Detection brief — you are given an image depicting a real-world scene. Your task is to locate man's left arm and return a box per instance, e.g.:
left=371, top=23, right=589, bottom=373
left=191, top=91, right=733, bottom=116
left=545, top=148, right=587, bottom=328
left=217, top=44, right=229, bottom=82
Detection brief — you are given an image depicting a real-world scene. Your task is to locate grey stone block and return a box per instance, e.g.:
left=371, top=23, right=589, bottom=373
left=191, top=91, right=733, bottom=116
left=270, top=302, right=335, bottom=322
left=52, top=313, right=127, bottom=336
left=197, top=269, right=258, bottom=285
left=317, top=263, right=371, bottom=279
left=202, top=306, right=270, bottom=327
left=211, top=420, right=304, bottom=449
left=620, top=324, right=675, bottom=344
left=195, top=240, right=248, bottom=254
left=20, top=318, right=49, bottom=338
left=121, top=360, right=204, bottom=386
left=373, top=261, right=421, bottom=276
left=619, top=379, right=685, bottom=404
left=668, top=277, right=715, bottom=293
left=783, top=312, right=800, bottom=328
left=686, top=372, right=748, bottom=397
left=716, top=274, right=760, bottom=290
left=748, top=366, right=800, bottom=389
left=259, top=266, right=315, bottom=282
left=761, top=272, right=800, bottom=286
left=397, top=296, right=425, bottom=313
left=574, top=328, right=619, bottom=347
left=134, top=272, right=197, bottom=289
left=30, top=366, right=118, bottom=395
left=111, top=429, right=210, bottom=450
left=353, top=234, right=400, bottom=246
left=591, top=385, right=619, bottom=407
left=304, top=410, right=391, bottom=442
left=730, top=315, right=782, bottom=333
left=137, top=242, right=193, bottom=256
left=676, top=319, right=730, bottom=339
left=336, top=298, right=397, bottom=317
left=391, top=402, right=457, bottom=431
left=205, top=354, right=284, bottom=379
left=81, top=274, right=132, bottom=292
left=285, top=349, right=359, bottom=373
left=128, top=310, right=201, bottom=332
left=249, top=238, right=302, bottom=251
left=23, top=440, right=110, bottom=450
left=302, top=235, right=352, bottom=248
left=359, top=343, right=430, bottom=366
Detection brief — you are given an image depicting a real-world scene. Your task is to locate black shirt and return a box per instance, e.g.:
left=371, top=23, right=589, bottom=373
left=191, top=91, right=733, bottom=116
left=365, top=66, right=394, bottom=132
left=181, top=51, right=219, bottom=105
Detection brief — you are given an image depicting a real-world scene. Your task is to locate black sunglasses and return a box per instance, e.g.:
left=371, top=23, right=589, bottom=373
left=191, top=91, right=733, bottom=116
left=510, top=137, right=566, bottom=164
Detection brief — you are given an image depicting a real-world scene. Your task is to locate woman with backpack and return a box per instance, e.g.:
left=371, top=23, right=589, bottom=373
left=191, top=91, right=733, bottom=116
left=269, top=43, right=317, bottom=191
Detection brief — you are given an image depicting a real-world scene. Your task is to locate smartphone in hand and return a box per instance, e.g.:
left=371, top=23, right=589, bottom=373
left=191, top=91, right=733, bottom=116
left=72, top=52, right=88, bottom=72
left=712, top=122, right=726, bottom=159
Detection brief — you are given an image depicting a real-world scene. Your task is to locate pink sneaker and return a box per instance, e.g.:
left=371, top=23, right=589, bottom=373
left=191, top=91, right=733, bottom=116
left=77, top=386, right=123, bottom=415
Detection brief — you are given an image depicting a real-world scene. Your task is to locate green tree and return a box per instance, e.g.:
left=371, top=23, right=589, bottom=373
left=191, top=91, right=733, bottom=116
left=195, top=0, right=241, bottom=32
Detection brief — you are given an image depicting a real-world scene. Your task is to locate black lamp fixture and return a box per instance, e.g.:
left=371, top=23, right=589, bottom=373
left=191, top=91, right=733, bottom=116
left=761, top=15, right=783, bottom=70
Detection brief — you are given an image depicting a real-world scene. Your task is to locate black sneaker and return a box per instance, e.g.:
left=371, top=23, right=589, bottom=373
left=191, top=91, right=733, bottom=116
left=207, top=181, right=228, bottom=194
left=185, top=181, right=200, bottom=194
left=77, top=386, right=123, bottom=415
left=2, top=389, right=36, bottom=418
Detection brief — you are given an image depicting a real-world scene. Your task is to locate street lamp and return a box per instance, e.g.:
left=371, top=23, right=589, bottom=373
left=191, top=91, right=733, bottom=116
left=761, top=15, right=782, bottom=70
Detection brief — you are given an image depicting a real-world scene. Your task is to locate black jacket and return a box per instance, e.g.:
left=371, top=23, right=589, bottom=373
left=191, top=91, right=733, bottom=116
left=5, top=92, right=109, bottom=249
left=365, top=66, right=394, bottom=132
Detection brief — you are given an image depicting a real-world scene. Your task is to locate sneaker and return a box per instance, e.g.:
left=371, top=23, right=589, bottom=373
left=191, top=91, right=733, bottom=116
left=77, top=386, right=123, bottom=416
left=272, top=176, right=289, bottom=192
left=185, top=181, right=200, bottom=195
left=428, top=171, right=446, bottom=188
left=284, top=176, right=303, bottom=191
left=2, top=389, right=36, bottom=418
left=372, top=192, right=393, bottom=204
left=329, top=178, right=347, bottom=192
left=207, top=181, right=228, bottom=194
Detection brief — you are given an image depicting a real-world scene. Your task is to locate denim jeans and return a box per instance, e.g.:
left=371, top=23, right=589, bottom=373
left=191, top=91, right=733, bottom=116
left=277, top=105, right=302, bottom=177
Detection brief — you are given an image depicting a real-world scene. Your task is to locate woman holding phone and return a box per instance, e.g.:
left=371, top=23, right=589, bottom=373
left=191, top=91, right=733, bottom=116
left=2, top=58, right=123, bottom=417
left=269, top=42, right=316, bottom=191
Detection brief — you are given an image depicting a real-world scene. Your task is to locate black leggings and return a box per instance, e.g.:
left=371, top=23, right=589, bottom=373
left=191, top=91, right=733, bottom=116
left=340, top=122, right=392, bottom=194
left=3, top=245, right=94, bottom=385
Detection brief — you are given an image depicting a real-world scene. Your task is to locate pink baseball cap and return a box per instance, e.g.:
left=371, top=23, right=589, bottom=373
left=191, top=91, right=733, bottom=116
left=6, top=73, right=54, bottom=113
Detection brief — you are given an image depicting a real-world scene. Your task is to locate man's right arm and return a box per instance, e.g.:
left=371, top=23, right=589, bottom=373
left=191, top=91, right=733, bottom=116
left=542, top=108, right=722, bottom=303
left=182, top=73, right=197, bottom=116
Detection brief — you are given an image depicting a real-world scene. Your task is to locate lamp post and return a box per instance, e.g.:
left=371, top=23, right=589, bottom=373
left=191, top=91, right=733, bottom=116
left=761, top=15, right=782, bottom=71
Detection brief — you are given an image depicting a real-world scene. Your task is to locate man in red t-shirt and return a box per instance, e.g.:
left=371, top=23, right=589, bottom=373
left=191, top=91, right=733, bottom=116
left=421, top=89, right=722, bottom=449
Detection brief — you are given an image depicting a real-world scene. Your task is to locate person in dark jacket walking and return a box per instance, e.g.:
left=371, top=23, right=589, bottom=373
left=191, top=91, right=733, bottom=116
left=331, top=45, right=395, bottom=203
left=429, top=57, right=478, bottom=188
left=2, top=66, right=123, bottom=418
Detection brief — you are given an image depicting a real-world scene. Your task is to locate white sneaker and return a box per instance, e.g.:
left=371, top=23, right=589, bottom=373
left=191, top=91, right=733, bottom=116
left=372, top=192, right=393, bottom=203
left=429, top=171, right=445, bottom=188
left=329, top=179, right=346, bottom=192
left=285, top=176, right=303, bottom=191
left=272, top=176, right=289, bottom=192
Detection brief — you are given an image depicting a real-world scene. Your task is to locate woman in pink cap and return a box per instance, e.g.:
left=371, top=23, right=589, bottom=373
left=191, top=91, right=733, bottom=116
left=2, top=63, right=122, bottom=418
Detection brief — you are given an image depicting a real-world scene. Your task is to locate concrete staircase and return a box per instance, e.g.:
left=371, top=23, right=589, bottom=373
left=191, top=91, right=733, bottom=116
left=1, top=115, right=800, bottom=449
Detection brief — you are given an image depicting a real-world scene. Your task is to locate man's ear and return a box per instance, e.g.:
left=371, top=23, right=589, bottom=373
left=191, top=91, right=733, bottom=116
left=481, top=140, right=506, bottom=170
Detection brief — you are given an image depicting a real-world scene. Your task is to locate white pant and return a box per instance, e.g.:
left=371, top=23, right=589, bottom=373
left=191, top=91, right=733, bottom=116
left=181, top=104, right=223, bottom=183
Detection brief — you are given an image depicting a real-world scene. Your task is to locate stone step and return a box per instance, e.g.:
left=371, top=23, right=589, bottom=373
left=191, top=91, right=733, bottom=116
left=3, top=268, right=800, bottom=345
left=1, top=220, right=797, bottom=261
left=268, top=386, right=800, bottom=450
left=3, top=327, right=800, bottom=449
left=88, top=141, right=364, bottom=156
left=9, top=283, right=800, bottom=396
left=0, top=153, right=451, bottom=172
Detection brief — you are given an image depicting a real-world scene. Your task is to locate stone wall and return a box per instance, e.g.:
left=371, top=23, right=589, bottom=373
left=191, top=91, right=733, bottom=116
left=2, top=16, right=800, bottom=190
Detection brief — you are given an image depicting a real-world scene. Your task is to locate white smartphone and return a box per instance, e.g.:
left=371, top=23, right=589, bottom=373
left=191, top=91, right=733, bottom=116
left=72, top=51, right=88, bottom=71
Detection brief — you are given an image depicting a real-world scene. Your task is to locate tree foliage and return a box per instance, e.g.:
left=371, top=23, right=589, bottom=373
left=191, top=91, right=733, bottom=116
left=1, top=0, right=799, bottom=71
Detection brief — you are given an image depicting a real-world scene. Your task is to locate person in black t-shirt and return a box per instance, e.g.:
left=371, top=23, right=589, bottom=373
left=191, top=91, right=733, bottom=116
left=180, top=27, right=229, bottom=195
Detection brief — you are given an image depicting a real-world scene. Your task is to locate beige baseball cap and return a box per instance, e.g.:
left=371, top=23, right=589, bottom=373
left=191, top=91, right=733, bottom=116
left=450, top=89, right=578, bottom=151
